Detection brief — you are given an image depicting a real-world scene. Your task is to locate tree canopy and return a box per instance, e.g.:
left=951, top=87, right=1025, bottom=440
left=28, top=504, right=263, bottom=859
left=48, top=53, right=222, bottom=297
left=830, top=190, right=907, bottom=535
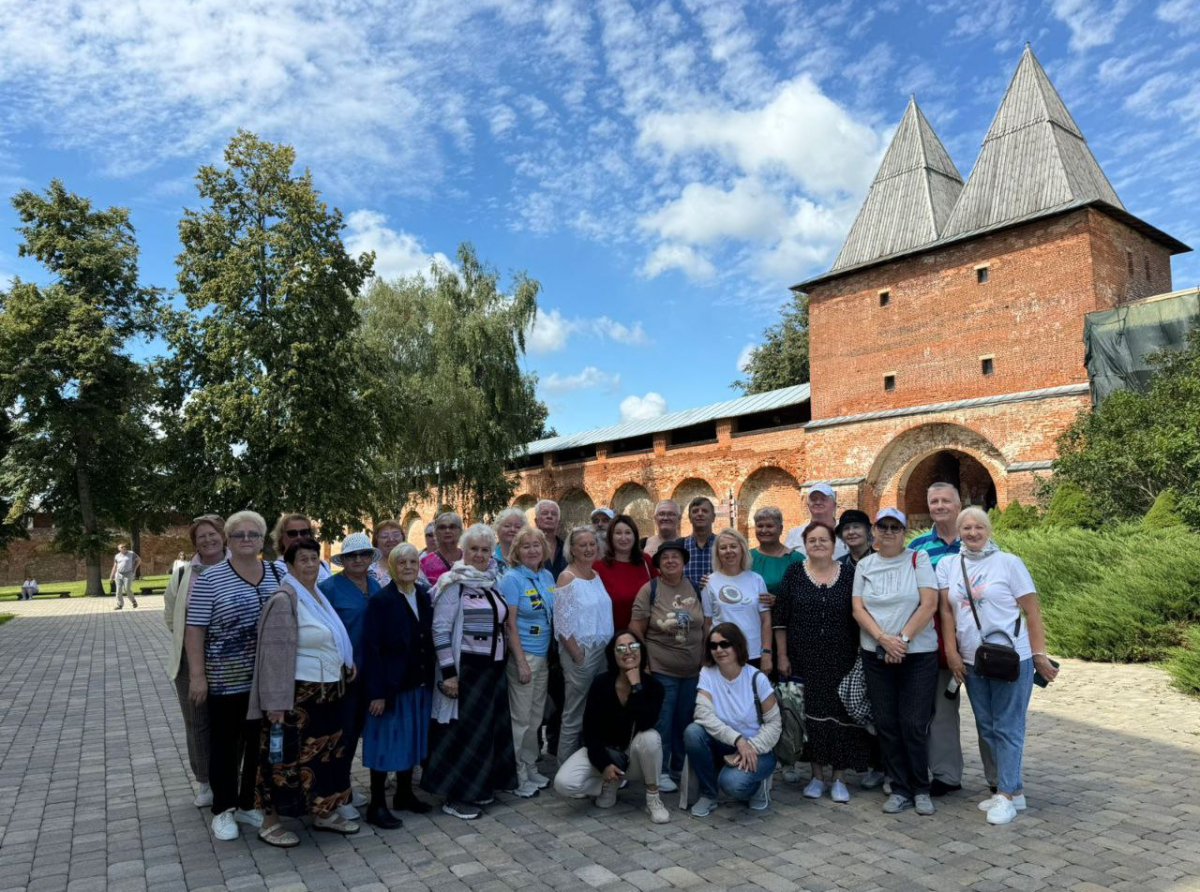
left=734, top=292, right=810, bottom=394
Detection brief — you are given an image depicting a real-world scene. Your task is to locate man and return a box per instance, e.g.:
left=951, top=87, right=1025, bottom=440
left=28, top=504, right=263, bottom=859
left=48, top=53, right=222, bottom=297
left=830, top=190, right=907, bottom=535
left=110, top=543, right=141, bottom=610
left=785, top=483, right=849, bottom=559
left=642, top=500, right=681, bottom=557
left=682, top=497, right=715, bottom=591
left=535, top=499, right=568, bottom=578
left=909, top=482, right=997, bottom=796
left=590, top=507, right=615, bottom=541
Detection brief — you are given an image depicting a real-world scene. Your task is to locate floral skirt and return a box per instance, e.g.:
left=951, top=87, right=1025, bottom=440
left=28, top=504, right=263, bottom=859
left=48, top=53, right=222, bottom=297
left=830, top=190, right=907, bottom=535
left=254, top=681, right=350, bottom=819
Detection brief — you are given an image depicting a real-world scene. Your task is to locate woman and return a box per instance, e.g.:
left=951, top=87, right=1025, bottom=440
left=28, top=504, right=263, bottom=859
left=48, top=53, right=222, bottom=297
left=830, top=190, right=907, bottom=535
left=420, top=512, right=464, bottom=586
left=493, top=507, right=528, bottom=580
left=249, top=539, right=358, bottom=846
left=498, top=525, right=555, bottom=796
left=361, top=543, right=435, bottom=829
left=368, top=520, right=406, bottom=587
left=629, top=539, right=704, bottom=794
left=422, top=523, right=518, bottom=820
left=684, top=623, right=781, bottom=817
left=185, top=510, right=281, bottom=842
left=702, top=529, right=772, bottom=675
left=270, top=513, right=332, bottom=583
left=555, top=526, right=615, bottom=764
left=749, top=507, right=804, bottom=600
left=851, top=508, right=940, bottom=816
left=163, top=514, right=225, bottom=808
left=837, top=510, right=874, bottom=571
left=775, top=522, right=872, bottom=803
left=421, top=522, right=436, bottom=558
left=321, top=532, right=382, bottom=820
left=594, top=514, right=655, bottom=631
left=553, top=630, right=670, bottom=824
left=937, top=507, right=1058, bottom=825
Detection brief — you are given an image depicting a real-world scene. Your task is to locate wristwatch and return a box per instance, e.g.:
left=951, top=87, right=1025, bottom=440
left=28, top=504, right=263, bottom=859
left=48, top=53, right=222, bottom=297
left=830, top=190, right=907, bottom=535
left=899, top=633, right=911, bottom=644
left=760, top=647, right=772, bottom=655
left=631, top=682, right=643, bottom=693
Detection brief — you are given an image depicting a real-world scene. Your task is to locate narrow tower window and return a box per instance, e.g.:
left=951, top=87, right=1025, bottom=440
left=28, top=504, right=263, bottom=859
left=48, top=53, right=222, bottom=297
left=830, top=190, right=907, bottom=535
left=883, top=374, right=896, bottom=392
left=981, top=357, right=995, bottom=376
left=976, top=266, right=989, bottom=284
left=879, top=290, right=891, bottom=307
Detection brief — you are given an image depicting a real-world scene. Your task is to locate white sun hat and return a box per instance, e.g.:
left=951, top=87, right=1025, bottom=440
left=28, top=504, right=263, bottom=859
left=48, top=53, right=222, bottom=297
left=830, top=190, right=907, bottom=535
left=332, top=531, right=381, bottom=566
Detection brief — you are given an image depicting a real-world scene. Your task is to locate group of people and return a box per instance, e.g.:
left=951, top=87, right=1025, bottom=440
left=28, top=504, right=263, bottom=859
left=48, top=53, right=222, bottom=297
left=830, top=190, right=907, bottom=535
left=162, top=483, right=1056, bottom=847
left=17, top=576, right=39, bottom=600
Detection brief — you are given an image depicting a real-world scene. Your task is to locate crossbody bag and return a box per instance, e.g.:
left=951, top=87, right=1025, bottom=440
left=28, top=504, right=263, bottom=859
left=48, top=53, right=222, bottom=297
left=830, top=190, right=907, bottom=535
left=960, top=556, right=1021, bottom=682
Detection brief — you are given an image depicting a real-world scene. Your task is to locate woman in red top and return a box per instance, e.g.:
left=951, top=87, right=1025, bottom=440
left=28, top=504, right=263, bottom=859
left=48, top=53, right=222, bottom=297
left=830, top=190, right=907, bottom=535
left=594, top=514, right=656, bottom=630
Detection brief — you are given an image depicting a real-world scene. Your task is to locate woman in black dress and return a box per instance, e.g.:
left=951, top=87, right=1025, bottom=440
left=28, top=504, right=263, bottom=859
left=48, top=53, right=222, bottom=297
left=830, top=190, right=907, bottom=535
left=774, top=521, right=872, bottom=804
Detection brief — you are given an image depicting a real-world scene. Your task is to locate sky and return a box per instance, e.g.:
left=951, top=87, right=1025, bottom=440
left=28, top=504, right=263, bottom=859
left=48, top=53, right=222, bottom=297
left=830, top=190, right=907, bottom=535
left=0, top=0, right=1197, bottom=438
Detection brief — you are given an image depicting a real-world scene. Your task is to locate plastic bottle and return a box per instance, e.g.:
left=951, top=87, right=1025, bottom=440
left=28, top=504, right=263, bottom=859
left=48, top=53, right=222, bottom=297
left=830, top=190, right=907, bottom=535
left=269, top=721, right=284, bottom=763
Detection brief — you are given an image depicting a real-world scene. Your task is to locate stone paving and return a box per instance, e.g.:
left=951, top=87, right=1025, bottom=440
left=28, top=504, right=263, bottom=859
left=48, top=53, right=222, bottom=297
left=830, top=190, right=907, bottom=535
left=1, top=596, right=1199, bottom=892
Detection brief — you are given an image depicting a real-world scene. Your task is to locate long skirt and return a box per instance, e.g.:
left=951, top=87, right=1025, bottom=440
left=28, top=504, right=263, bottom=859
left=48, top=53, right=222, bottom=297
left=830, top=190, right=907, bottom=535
left=421, top=655, right=518, bottom=803
left=362, top=685, right=432, bottom=772
left=255, top=681, right=351, bottom=820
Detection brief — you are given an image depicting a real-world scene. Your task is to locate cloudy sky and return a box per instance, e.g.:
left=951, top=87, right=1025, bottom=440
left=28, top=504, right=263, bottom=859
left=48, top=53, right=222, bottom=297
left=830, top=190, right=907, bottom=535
left=1, top=0, right=1197, bottom=436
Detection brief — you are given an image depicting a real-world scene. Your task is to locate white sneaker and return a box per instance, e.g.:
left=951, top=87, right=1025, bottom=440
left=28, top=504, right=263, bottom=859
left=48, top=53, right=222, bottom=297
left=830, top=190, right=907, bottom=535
left=510, top=780, right=539, bottom=799
left=749, top=780, right=770, bottom=810
left=690, top=795, right=716, bottom=817
left=337, top=803, right=360, bottom=820
left=352, top=790, right=368, bottom=808
left=657, top=774, right=678, bottom=793
left=860, top=769, right=885, bottom=790
left=645, top=792, right=670, bottom=823
left=781, top=763, right=802, bottom=783
left=803, top=778, right=826, bottom=799
left=986, top=797, right=1019, bottom=825
left=831, top=780, right=850, bottom=803
left=978, top=793, right=1026, bottom=812
left=596, top=780, right=618, bottom=809
left=193, top=783, right=213, bottom=808
left=527, top=768, right=551, bottom=789
left=211, top=809, right=239, bottom=841
left=234, top=808, right=264, bottom=828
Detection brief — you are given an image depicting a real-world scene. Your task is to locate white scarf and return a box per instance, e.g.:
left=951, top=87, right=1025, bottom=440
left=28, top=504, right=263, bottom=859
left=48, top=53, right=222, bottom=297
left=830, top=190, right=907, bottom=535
left=288, top=578, right=355, bottom=670
left=962, top=538, right=1001, bottom=562
left=433, top=559, right=496, bottom=596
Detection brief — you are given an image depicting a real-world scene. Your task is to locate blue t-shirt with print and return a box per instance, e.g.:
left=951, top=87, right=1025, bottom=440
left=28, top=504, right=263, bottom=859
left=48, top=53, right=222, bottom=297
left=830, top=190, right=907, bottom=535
left=498, top=564, right=556, bottom=656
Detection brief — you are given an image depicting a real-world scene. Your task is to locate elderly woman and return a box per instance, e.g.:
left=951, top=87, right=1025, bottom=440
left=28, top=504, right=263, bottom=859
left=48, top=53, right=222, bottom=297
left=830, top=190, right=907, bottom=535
left=837, top=510, right=874, bottom=571
left=493, top=507, right=528, bottom=580
left=775, top=522, right=872, bottom=803
left=422, top=523, right=518, bottom=820
left=249, top=539, right=358, bottom=846
left=702, top=528, right=772, bottom=674
left=852, top=508, right=940, bottom=816
left=554, top=630, right=669, bottom=823
left=750, top=507, right=805, bottom=599
left=498, top=525, right=555, bottom=796
left=270, top=513, right=332, bottom=583
left=361, top=543, right=435, bottom=829
left=368, top=520, right=406, bottom=587
left=555, top=525, right=615, bottom=764
left=937, top=507, right=1058, bottom=826
left=684, top=623, right=782, bottom=817
left=185, top=510, right=282, bottom=842
left=163, top=514, right=226, bottom=808
left=595, top=514, right=656, bottom=631
left=629, top=539, right=704, bottom=794
left=421, top=511, right=464, bottom=586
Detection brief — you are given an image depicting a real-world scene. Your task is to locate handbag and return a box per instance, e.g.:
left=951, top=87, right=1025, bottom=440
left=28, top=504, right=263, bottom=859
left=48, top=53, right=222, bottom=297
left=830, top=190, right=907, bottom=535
left=960, top=555, right=1021, bottom=682
left=838, top=653, right=873, bottom=725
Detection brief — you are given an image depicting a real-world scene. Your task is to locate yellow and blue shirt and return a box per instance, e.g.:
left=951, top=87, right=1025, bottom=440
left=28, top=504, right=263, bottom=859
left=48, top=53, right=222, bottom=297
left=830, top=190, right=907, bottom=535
left=498, top=564, right=556, bottom=656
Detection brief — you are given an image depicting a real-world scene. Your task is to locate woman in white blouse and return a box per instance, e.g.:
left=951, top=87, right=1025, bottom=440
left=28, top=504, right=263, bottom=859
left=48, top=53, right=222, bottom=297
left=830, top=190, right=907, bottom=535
left=555, top=525, right=615, bottom=763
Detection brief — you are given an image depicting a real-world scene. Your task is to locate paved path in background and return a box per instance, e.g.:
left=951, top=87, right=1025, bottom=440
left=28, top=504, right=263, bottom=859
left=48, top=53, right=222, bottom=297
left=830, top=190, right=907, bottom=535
left=1, top=596, right=1198, bottom=892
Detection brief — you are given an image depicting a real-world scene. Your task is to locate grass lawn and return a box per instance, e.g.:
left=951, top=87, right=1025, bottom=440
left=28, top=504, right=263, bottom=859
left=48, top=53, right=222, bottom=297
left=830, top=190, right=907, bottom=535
left=0, top=614, right=13, bottom=625
left=0, top=574, right=171, bottom=602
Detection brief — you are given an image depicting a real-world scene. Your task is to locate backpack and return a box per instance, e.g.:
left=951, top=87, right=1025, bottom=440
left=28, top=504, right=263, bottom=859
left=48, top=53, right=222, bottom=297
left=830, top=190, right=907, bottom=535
left=648, top=576, right=700, bottom=608
left=750, top=671, right=808, bottom=765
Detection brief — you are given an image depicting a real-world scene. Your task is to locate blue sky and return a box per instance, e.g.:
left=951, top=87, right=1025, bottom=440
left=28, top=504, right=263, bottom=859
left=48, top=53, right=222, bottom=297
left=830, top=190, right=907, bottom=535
left=1, top=0, right=1197, bottom=437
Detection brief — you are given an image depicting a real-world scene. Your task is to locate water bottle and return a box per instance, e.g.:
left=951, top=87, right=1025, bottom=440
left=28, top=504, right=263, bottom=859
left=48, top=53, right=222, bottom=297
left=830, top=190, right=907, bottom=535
left=269, top=722, right=284, bottom=764
left=944, top=677, right=961, bottom=700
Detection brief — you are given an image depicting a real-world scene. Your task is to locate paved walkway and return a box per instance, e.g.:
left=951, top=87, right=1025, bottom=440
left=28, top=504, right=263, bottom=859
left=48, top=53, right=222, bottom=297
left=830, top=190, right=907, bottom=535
left=1, top=597, right=1198, bottom=892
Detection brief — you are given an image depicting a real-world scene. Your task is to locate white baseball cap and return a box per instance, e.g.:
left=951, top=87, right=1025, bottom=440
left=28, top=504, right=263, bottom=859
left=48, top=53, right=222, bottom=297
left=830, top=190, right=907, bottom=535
left=874, top=507, right=907, bottom=528
left=808, top=483, right=835, bottom=499
left=591, top=507, right=615, bottom=520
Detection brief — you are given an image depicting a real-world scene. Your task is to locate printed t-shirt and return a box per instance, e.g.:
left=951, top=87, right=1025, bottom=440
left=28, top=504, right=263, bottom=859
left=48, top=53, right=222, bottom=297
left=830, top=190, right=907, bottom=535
left=186, top=559, right=280, bottom=696
left=852, top=549, right=938, bottom=653
left=498, top=565, right=556, bottom=656
left=936, top=551, right=1035, bottom=665
left=701, top=570, right=770, bottom=658
left=698, top=664, right=773, bottom=739
left=594, top=556, right=655, bottom=630
left=420, top=551, right=457, bottom=586
left=750, top=548, right=805, bottom=597
left=631, top=577, right=704, bottom=678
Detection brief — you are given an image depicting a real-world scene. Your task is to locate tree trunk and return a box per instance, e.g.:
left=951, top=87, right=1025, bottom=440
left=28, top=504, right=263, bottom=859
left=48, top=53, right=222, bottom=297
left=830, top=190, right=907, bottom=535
left=130, top=522, right=142, bottom=579
left=76, top=460, right=104, bottom=597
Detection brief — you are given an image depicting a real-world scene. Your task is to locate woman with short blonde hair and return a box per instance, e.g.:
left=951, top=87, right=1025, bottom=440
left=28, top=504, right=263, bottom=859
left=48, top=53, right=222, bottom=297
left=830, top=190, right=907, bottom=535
left=702, top=528, right=772, bottom=673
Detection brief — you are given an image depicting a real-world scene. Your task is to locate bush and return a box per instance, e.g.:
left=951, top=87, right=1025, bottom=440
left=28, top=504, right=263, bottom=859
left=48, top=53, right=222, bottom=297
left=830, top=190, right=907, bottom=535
left=1042, top=482, right=1101, bottom=529
left=1167, top=627, right=1200, bottom=696
left=994, top=500, right=1039, bottom=531
left=1143, top=489, right=1185, bottom=530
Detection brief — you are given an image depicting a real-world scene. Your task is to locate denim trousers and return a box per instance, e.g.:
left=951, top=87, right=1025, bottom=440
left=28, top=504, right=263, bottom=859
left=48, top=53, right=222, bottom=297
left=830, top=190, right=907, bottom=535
left=861, top=649, right=939, bottom=799
left=683, top=723, right=776, bottom=801
left=964, top=658, right=1034, bottom=795
left=654, top=673, right=699, bottom=779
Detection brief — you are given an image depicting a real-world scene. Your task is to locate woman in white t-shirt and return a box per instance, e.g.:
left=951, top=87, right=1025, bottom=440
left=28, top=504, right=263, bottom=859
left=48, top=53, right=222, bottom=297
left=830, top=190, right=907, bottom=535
left=683, top=622, right=781, bottom=817
left=937, top=506, right=1058, bottom=827
left=702, top=529, right=773, bottom=676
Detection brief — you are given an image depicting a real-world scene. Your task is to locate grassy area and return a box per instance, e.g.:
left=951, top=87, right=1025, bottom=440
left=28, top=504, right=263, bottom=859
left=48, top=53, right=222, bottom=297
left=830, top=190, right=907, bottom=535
left=0, top=574, right=171, bottom=602
left=0, top=614, right=13, bottom=625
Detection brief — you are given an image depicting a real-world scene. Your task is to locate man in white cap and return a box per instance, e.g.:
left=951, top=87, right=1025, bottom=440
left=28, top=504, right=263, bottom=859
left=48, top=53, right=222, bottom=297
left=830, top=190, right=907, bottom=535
left=590, top=507, right=615, bottom=542
left=785, top=483, right=848, bottom=559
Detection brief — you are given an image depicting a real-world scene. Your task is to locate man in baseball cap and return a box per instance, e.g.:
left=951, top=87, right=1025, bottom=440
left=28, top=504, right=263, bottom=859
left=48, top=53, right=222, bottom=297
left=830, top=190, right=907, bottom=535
left=590, top=507, right=615, bottom=540
left=785, top=483, right=849, bottom=559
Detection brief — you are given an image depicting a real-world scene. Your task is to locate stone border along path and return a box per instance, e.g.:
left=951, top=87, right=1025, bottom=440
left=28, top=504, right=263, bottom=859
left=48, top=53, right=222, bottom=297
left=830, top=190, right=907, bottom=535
left=0, top=596, right=1198, bottom=892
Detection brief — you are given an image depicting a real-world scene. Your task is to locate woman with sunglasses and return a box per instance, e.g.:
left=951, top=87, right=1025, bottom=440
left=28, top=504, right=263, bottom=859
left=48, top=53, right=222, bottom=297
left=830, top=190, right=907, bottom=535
left=553, top=630, right=670, bottom=823
left=851, top=508, right=940, bottom=816
left=270, top=513, right=333, bottom=583
left=684, top=623, right=781, bottom=817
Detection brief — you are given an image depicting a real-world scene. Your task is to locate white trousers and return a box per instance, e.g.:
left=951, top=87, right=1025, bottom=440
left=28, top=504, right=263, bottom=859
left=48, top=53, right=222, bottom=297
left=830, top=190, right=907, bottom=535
left=506, top=652, right=549, bottom=769
left=557, top=644, right=607, bottom=764
left=554, top=730, right=662, bottom=799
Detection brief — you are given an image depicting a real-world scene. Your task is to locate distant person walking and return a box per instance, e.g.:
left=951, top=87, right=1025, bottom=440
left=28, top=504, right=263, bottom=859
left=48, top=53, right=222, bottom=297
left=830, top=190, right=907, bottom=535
left=111, top=542, right=141, bottom=609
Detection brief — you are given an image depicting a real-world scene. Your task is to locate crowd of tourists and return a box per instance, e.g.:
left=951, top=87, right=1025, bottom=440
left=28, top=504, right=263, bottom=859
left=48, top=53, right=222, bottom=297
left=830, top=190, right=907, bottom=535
left=161, top=483, right=1057, bottom=847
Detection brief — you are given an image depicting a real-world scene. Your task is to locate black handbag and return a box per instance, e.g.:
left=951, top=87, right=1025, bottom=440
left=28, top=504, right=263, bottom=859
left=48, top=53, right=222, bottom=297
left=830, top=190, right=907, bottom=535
left=961, top=556, right=1021, bottom=682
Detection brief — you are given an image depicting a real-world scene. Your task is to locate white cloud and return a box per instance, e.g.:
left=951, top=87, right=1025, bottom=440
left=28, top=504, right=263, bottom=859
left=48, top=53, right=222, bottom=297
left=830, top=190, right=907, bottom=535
left=1157, top=0, right=1200, bottom=31
left=737, top=342, right=757, bottom=372
left=641, top=243, right=717, bottom=281
left=527, top=308, right=651, bottom=353
left=597, top=317, right=650, bottom=346
left=619, top=392, right=668, bottom=423
left=343, top=211, right=450, bottom=281
left=1051, top=0, right=1135, bottom=52
left=541, top=366, right=621, bottom=395
left=639, top=178, right=788, bottom=245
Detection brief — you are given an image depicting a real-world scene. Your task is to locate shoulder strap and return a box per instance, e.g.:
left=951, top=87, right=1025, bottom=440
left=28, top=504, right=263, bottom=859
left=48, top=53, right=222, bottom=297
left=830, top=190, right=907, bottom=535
left=959, top=556, right=984, bottom=632
left=751, top=669, right=766, bottom=725
left=175, top=566, right=187, bottom=587
left=911, top=549, right=917, bottom=569
left=649, top=577, right=658, bottom=608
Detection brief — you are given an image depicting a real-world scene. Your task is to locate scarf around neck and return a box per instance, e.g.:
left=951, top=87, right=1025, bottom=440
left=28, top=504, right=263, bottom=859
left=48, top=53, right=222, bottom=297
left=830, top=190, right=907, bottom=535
left=433, top=559, right=496, bottom=598
left=288, top=578, right=355, bottom=669
left=961, top=539, right=1000, bottom=562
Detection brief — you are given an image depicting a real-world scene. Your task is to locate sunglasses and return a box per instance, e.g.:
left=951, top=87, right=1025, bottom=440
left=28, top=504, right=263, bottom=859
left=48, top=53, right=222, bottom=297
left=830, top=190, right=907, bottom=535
left=342, top=550, right=373, bottom=560
left=707, top=639, right=733, bottom=651
left=614, top=642, right=642, bottom=655
left=875, top=524, right=904, bottom=533
left=285, top=528, right=313, bottom=539
left=230, top=531, right=263, bottom=541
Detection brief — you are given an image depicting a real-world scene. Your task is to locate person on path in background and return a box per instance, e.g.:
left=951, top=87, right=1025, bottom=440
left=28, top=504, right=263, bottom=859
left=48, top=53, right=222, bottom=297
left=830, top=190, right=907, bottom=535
left=590, top=507, right=615, bottom=542
left=270, top=514, right=333, bottom=584
left=642, top=500, right=681, bottom=558
left=785, top=484, right=849, bottom=560
left=701, top=528, right=772, bottom=675
left=749, top=507, right=805, bottom=601
left=493, top=508, right=527, bottom=581
left=683, top=497, right=716, bottom=591
left=595, top=514, right=656, bottom=631
left=420, top=512, right=464, bottom=586
left=111, top=542, right=141, bottom=609
left=172, top=552, right=188, bottom=574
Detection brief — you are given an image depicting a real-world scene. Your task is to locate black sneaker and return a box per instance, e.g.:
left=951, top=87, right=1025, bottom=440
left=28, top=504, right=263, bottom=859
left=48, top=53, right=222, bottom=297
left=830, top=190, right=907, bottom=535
left=365, top=805, right=402, bottom=829
left=930, top=779, right=962, bottom=798
left=442, top=801, right=481, bottom=820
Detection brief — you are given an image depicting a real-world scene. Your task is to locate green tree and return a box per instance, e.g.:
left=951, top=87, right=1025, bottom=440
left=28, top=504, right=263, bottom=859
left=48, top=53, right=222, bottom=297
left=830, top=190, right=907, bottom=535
left=1143, top=489, right=1185, bottom=530
left=1042, top=481, right=1101, bottom=529
left=359, top=244, right=549, bottom=518
left=0, top=181, right=162, bottom=595
left=161, top=132, right=375, bottom=542
left=734, top=292, right=810, bottom=393
left=994, top=500, right=1039, bottom=531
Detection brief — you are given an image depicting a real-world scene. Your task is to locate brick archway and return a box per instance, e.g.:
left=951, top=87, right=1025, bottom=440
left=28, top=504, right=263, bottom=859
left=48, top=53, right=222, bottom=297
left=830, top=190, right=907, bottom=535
left=737, top=466, right=804, bottom=546
left=402, top=511, right=425, bottom=546
left=511, top=493, right=538, bottom=525
left=559, top=487, right=596, bottom=533
left=612, top=482, right=655, bottom=535
left=671, top=478, right=717, bottom=538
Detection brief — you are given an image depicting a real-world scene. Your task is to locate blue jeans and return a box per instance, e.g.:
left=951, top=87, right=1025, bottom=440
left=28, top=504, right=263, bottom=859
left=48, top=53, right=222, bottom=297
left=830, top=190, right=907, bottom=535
left=964, top=658, right=1034, bottom=795
left=654, top=673, right=698, bottom=779
left=683, top=723, right=776, bottom=801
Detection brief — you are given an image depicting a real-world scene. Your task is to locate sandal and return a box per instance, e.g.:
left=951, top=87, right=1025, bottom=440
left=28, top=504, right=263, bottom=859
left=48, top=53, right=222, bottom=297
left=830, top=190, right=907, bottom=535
left=258, top=824, right=299, bottom=848
left=312, top=814, right=360, bottom=835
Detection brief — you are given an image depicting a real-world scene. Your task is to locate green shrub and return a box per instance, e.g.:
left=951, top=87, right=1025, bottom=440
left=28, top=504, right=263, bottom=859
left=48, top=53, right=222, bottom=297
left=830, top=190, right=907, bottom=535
left=994, top=500, right=1039, bottom=531
left=1043, top=482, right=1101, bottom=529
left=1167, top=627, right=1200, bottom=696
left=1143, top=489, right=1185, bottom=530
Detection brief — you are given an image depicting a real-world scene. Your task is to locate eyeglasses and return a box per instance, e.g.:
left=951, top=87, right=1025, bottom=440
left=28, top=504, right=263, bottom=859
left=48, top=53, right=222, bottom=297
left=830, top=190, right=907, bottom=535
left=285, top=528, right=313, bottom=539
left=377, top=531, right=404, bottom=541
left=230, top=531, right=263, bottom=541
left=874, top=523, right=904, bottom=534
left=435, top=524, right=460, bottom=532
left=342, top=550, right=373, bottom=561
left=707, top=639, right=733, bottom=651
left=614, top=642, right=643, bottom=655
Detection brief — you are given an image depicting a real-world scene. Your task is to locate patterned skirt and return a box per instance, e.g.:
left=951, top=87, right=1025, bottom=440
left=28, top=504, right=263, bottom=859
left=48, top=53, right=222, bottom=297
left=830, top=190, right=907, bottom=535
left=254, top=681, right=350, bottom=820
left=420, top=655, right=518, bottom=802
left=362, top=685, right=432, bottom=772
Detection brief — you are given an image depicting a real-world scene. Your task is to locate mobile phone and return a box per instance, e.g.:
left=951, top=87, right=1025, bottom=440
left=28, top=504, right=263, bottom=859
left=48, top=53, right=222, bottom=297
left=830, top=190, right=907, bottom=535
left=1033, top=658, right=1060, bottom=688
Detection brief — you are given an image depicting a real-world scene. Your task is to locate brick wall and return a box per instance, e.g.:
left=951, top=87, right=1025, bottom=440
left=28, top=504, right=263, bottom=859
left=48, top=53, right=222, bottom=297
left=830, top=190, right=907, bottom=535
left=1, top=526, right=193, bottom=586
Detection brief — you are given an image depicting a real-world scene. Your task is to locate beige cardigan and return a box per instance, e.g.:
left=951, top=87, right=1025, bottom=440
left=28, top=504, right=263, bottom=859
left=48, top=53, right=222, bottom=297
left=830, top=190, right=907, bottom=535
left=246, top=583, right=300, bottom=716
left=163, top=561, right=200, bottom=680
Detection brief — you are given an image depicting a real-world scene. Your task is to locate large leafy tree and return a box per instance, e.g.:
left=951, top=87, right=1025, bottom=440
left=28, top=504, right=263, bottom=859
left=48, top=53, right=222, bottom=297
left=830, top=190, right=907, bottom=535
left=359, top=244, right=550, bottom=518
left=734, top=292, right=810, bottom=393
left=0, top=181, right=162, bottom=595
left=161, top=131, right=375, bottom=543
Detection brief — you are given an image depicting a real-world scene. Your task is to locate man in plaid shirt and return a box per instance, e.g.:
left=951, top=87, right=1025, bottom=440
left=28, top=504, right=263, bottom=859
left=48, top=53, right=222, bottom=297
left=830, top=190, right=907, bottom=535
left=682, top=497, right=715, bottom=591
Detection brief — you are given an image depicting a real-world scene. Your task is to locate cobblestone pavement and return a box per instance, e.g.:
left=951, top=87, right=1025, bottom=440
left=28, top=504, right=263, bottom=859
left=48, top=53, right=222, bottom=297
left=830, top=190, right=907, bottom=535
left=1, top=596, right=1198, bottom=892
